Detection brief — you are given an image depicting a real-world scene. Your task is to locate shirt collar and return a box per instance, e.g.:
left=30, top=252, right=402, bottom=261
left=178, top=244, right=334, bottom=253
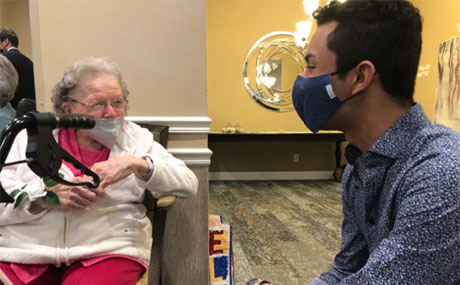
left=346, top=103, right=431, bottom=164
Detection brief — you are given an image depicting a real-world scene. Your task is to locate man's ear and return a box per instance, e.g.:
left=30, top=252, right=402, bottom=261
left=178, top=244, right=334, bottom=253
left=3, top=38, right=10, bottom=48
left=61, top=102, right=72, bottom=114
left=351, top=60, right=376, bottom=95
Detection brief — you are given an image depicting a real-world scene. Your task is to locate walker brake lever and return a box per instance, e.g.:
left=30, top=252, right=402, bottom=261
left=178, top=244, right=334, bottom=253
left=0, top=111, right=100, bottom=203
left=25, top=117, right=100, bottom=189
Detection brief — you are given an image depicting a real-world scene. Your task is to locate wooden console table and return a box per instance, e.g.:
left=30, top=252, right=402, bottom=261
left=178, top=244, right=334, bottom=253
left=209, top=132, right=347, bottom=171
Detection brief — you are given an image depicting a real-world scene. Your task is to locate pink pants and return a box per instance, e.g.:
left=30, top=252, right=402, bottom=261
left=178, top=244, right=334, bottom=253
left=0, top=258, right=145, bottom=285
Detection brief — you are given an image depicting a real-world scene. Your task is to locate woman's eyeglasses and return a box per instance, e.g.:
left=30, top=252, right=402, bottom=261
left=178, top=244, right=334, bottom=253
left=70, top=98, right=125, bottom=114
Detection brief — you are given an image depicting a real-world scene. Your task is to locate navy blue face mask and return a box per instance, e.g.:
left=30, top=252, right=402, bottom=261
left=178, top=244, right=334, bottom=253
left=292, top=71, right=354, bottom=133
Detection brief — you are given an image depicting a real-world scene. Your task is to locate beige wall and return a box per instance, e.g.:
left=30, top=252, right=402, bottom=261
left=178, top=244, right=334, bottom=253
left=29, top=0, right=207, bottom=118
left=28, top=2, right=210, bottom=280
left=0, top=1, right=4, bottom=28
left=1, top=0, right=209, bottom=157
left=0, top=0, right=32, bottom=58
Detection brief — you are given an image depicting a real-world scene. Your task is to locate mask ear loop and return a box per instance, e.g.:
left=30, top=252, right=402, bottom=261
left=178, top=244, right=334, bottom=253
left=332, top=67, right=377, bottom=104
left=341, top=91, right=362, bottom=104
left=329, top=69, right=355, bottom=103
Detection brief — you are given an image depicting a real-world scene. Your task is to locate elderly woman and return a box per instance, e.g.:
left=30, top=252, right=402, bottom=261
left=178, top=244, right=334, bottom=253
left=0, top=54, right=17, bottom=131
left=0, top=57, right=198, bottom=284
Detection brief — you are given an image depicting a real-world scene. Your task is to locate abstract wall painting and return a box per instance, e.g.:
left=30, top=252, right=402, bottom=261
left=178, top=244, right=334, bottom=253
left=434, top=36, right=460, bottom=131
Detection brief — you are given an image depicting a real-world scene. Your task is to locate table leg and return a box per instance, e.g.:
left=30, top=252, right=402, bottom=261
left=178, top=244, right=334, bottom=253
left=335, top=141, right=342, bottom=168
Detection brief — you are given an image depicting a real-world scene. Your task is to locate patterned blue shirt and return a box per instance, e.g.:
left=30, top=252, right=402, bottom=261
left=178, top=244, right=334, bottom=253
left=311, top=104, right=460, bottom=284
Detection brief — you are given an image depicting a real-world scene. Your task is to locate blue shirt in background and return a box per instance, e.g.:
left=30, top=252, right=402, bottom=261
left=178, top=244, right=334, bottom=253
left=311, top=103, right=460, bottom=284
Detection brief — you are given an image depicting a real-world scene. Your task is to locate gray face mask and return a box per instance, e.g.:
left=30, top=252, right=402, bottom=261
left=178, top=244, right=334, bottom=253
left=81, top=117, right=124, bottom=148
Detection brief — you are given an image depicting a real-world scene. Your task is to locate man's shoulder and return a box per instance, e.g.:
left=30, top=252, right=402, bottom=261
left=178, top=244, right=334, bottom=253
left=3, top=49, right=32, bottom=65
left=403, top=123, right=460, bottom=185
left=416, top=123, right=460, bottom=154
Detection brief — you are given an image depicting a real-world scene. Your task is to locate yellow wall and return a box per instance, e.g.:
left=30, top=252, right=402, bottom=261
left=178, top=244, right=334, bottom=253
left=208, top=0, right=460, bottom=134
left=412, top=0, right=460, bottom=121
left=207, top=0, right=320, bottom=133
left=207, top=0, right=460, bottom=174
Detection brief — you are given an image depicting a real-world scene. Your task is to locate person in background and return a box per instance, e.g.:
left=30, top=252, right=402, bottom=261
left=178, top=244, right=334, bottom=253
left=0, top=28, right=35, bottom=109
left=0, top=57, right=198, bottom=284
left=291, top=0, right=460, bottom=284
left=0, top=54, right=17, bottom=131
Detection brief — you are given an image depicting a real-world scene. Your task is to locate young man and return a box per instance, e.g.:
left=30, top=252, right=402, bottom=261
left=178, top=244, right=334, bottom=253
left=0, top=28, right=35, bottom=109
left=292, top=0, right=460, bottom=284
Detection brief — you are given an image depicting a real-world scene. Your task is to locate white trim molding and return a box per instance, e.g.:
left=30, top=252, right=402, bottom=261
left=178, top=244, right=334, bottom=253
left=126, top=116, right=212, bottom=166
left=168, top=148, right=213, bottom=166
left=126, top=116, right=211, bottom=134
left=209, top=171, right=333, bottom=181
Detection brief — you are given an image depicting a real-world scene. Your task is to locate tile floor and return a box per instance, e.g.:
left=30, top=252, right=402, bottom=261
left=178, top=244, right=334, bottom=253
left=209, top=180, right=343, bottom=285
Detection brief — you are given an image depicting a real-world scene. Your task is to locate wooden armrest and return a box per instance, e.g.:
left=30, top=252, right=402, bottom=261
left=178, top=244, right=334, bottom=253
left=156, top=195, right=176, bottom=208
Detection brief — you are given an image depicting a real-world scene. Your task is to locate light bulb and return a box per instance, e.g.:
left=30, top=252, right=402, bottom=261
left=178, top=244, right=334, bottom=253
left=303, top=0, right=319, bottom=17
left=295, top=21, right=313, bottom=48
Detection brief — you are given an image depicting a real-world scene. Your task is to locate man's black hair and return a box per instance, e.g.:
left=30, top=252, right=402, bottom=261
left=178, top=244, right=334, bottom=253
left=313, top=0, right=422, bottom=105
left=0, top=28, right=19, bottom=48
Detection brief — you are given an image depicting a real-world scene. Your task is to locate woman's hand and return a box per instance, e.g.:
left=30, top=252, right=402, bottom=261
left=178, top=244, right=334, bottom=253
left=91, top=156, right=150, bottom=189
left=47, top=176, right=105, bottom=211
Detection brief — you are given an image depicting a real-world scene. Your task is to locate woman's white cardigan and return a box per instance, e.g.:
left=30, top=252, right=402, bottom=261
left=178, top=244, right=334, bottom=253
left=0, top=121, right=198, bottom=266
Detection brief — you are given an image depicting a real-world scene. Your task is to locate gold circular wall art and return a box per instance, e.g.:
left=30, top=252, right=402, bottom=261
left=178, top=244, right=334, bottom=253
left=243, top=31, right=307, bottom=112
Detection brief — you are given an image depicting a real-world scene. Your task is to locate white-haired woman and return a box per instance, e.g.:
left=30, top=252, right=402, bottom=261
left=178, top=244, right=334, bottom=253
left=0, top=54, right=17, bottom=131
left=0, top=57, right=198, bottom=284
